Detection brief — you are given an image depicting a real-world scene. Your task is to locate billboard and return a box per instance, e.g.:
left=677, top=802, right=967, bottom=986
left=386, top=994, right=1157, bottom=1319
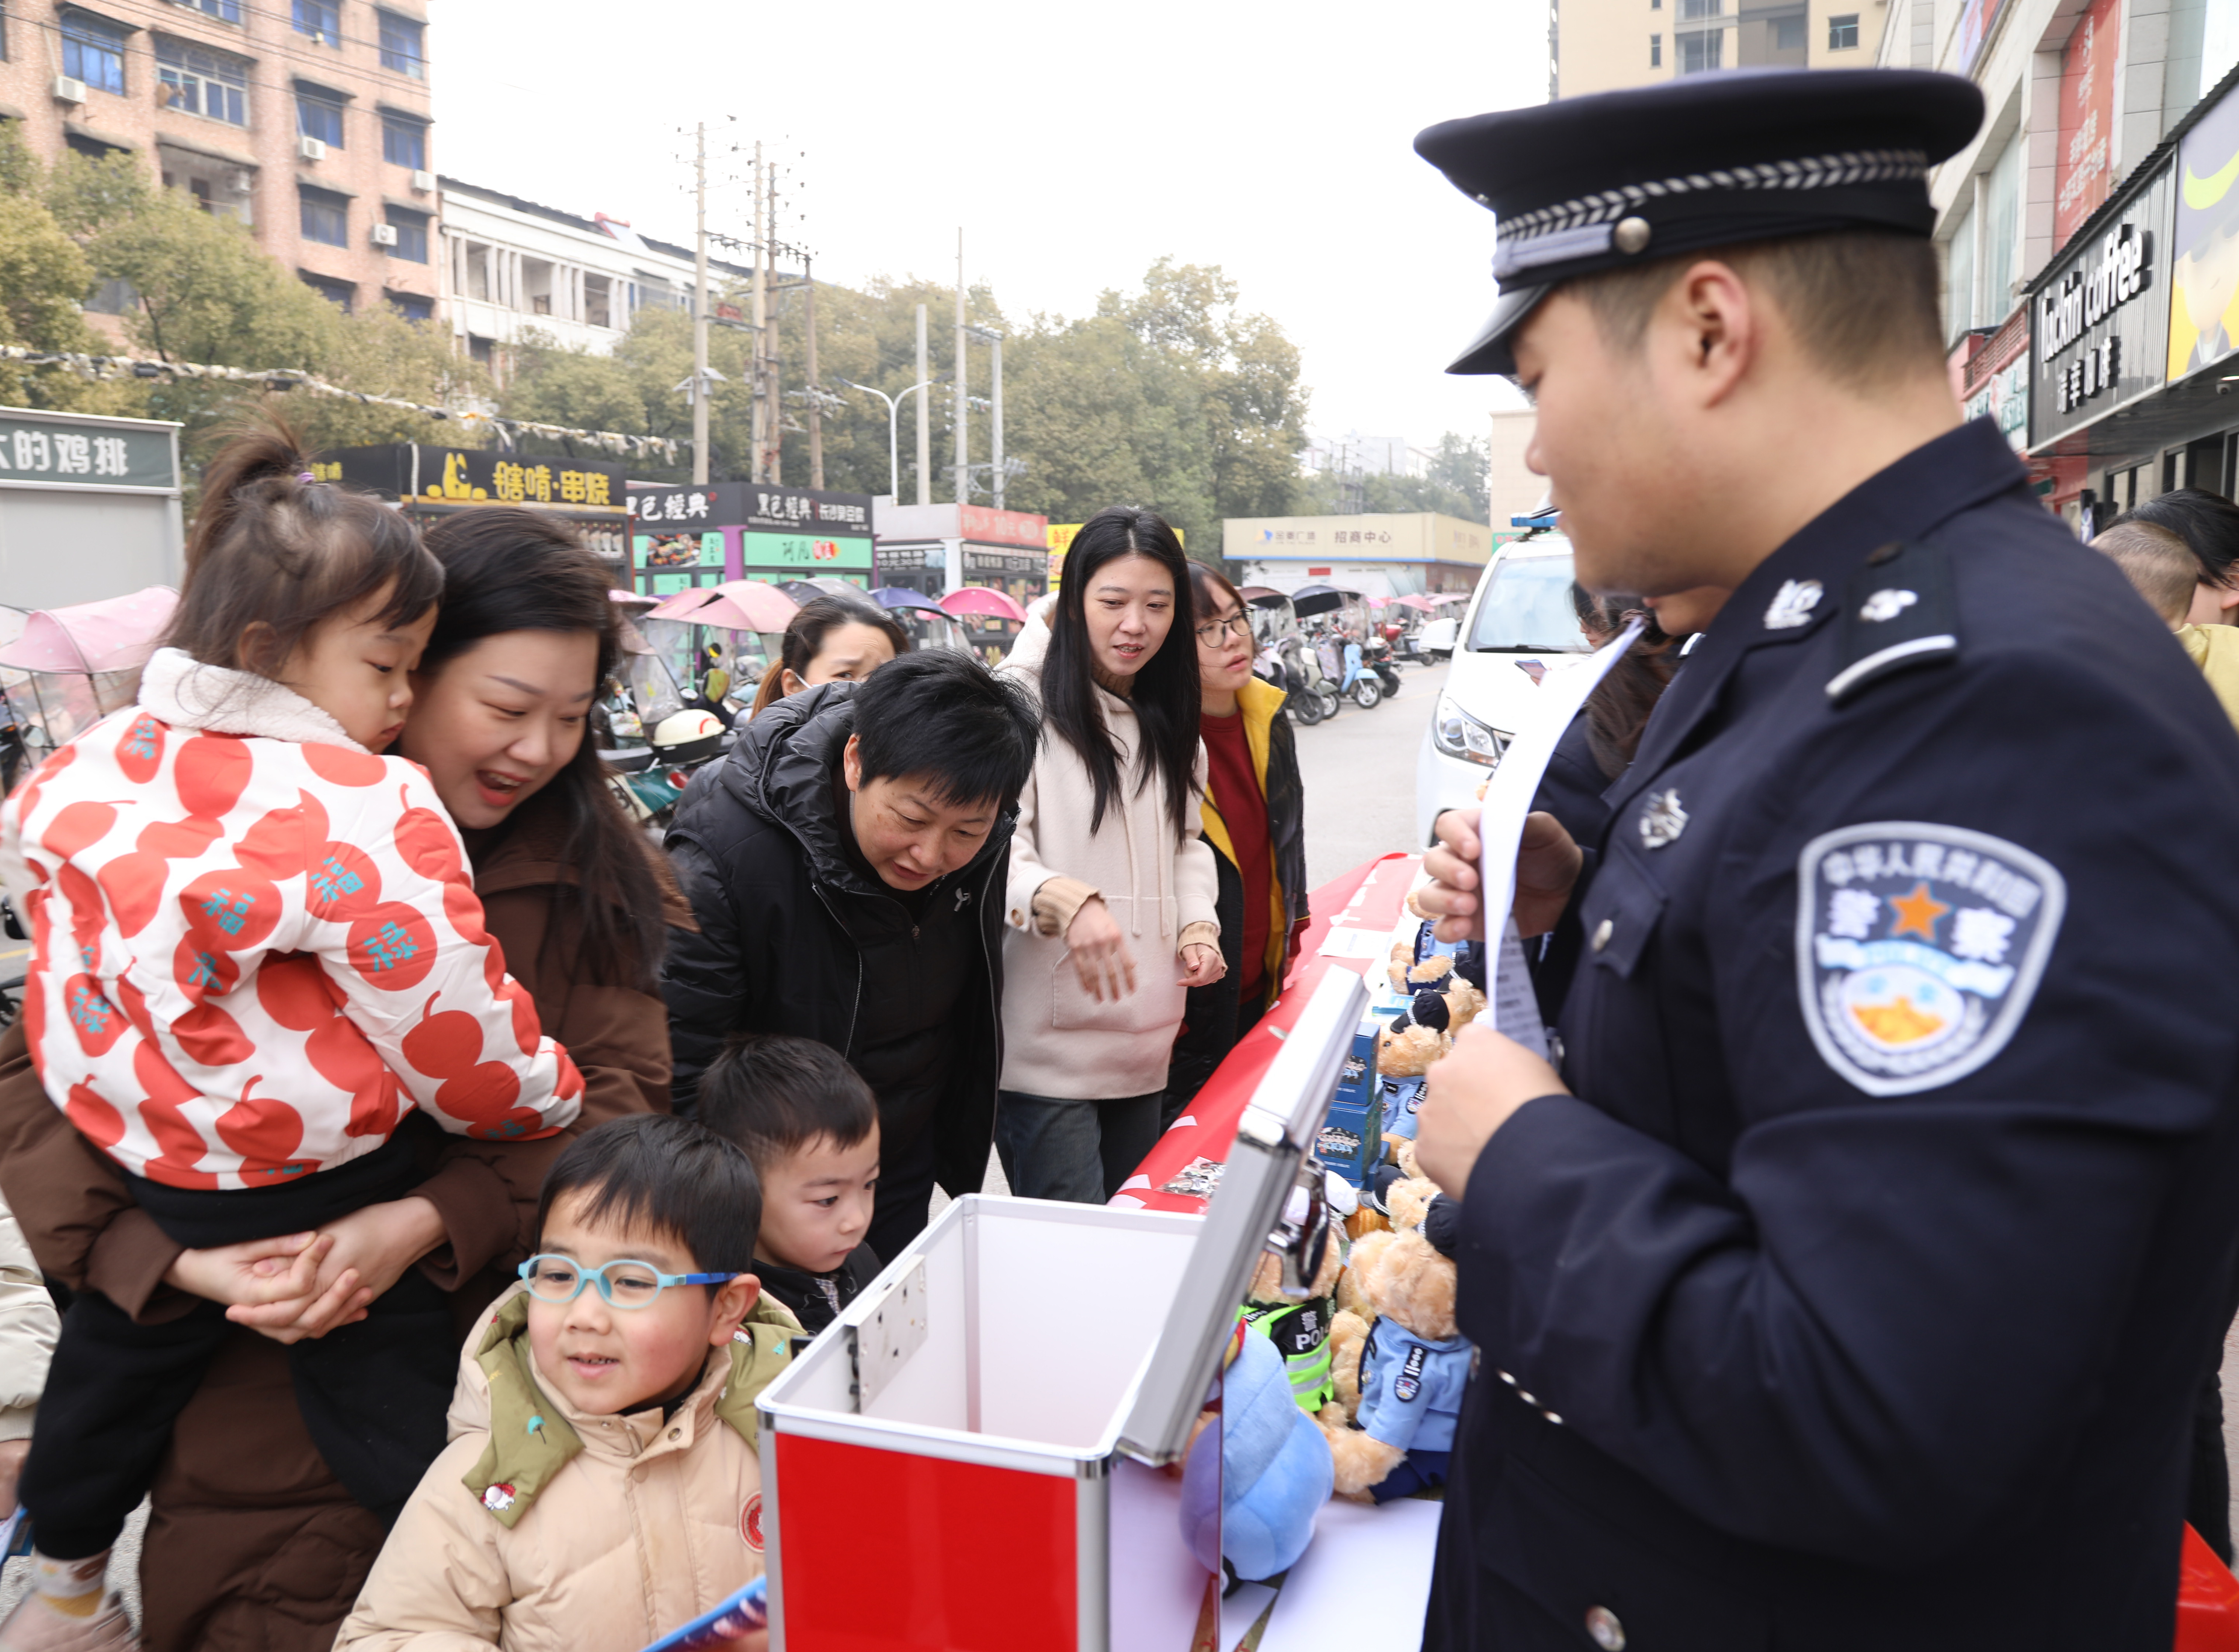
left=2169, top=85, right=2239, bottom=379
left=2054, top=0, right=2120, bottom=248
left=2030, top=166, right=2172, bottom=447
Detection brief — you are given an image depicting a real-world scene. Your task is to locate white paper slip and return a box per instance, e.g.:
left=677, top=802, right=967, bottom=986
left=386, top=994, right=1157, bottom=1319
left=1316, top=926, right=1391, bottom=961
left=1256, top=1497, right=1444, bottom=1652
left=1492, top=917, right=1549, bottom=1058
left=1476, top=617, right=1644, bottom=937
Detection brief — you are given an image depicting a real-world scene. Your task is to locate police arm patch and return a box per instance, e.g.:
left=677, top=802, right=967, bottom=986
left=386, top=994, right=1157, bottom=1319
left=1794, top=822, right=2066, bottom=1097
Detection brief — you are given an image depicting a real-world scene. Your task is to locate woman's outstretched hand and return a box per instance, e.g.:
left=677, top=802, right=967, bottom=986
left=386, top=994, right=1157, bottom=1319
left=1066, top=896, right=1139, bottom=1001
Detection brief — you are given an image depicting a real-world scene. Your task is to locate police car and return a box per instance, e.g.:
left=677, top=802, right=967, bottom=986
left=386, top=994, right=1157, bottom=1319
left=1413, top=523, right=1588, bottom=842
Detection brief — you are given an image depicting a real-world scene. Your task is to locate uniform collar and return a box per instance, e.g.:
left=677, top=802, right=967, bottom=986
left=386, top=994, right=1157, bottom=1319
left=1610, top=419, right=2027, bottom=819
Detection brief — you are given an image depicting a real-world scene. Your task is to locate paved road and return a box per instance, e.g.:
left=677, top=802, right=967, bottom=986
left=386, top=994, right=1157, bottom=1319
left=1291, top=659, right=1448, bottom=891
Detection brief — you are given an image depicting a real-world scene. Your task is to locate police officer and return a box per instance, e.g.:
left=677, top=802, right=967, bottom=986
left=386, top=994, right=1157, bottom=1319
left=1407, top=70, right=2239, bottom=1651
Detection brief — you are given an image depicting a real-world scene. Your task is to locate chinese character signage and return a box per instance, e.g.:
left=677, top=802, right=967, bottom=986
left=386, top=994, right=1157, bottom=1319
left=1955, top=0, right=2010, bottom=74
left=2054, top=0, right=2120, bottom=248
left=630, top=482, right=875, bottom=535
left=741, top=531, right=872, bottom=572
left=2170, top=87, right=2239, bottom=380
left=2029, top=165, right=2172, bottom=448
left=0, top=410, right=176, bottom=490
left=317, top=446, right=629, bottom=515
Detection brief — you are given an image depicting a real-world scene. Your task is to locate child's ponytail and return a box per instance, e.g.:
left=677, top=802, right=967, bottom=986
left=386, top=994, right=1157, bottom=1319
left=167, top=412, right=442, bottom=679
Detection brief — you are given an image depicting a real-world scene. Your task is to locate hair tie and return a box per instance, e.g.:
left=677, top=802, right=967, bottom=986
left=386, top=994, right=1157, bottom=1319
left=296, top=471, right=316, bottom=483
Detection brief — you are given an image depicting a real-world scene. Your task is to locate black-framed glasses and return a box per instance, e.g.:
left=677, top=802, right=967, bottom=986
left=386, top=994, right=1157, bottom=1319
left=1195, top=614, right=1252, bottom=645
left=517, top=1254, right=737, bottom=1309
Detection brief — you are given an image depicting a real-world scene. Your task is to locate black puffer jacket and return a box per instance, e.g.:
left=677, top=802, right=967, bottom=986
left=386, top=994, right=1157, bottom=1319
left=660, top=685, right=1011, bottom=1198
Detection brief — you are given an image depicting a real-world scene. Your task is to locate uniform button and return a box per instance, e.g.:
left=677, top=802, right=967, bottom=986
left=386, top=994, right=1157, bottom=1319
left=1497, top=1370, right=1517, bottom=1386
left=669, top=1427, right=681, bottom=1440
left=1585, top=1605, right=1626, bottom=1649
left=1517, top=1390, right=1539, bottom=1407
left=1543, top=1412, right=1564, bottom=1426
left=1591, top=918, right=1614, bottom=953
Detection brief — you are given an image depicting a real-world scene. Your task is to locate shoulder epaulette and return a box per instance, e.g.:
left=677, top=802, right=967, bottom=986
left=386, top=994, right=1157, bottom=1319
left=1825, top=538, right=1959, bottom=705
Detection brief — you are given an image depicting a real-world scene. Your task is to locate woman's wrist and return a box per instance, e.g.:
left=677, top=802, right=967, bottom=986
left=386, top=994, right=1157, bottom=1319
left=381, top=1195, right=448, bottom=1267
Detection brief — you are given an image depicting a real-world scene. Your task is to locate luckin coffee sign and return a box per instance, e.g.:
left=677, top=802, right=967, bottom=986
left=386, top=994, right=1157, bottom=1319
left=2039, top=223, right=2149, bottom=410
left=2029, top=164, right=2174, bottom=449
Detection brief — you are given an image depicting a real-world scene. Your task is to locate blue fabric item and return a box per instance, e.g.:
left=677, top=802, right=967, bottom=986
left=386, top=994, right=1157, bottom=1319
left=1178, top=1334, right=1333, bottom=1583
left=1354, top=1319, right=1470, bottom=1455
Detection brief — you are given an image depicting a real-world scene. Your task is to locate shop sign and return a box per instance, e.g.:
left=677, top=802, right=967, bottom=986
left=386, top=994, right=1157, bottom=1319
left=629, top=482, right=876, bottom=536
left=2169, top=84, right=2239, bottom=380
left=1955, top=0, right=2011, bottom=74
left=638, top=530, right=723, bottom=570
left=958, top=505, right=1049, bottom=548
left=741, top=529, right=872, bottom=571
left=2054, top=0, right=2120, bottom=247
left=319, top=445, right=628, bottom=513
left=0, top=410, right=176, bottom=490
left=2029, top=166, right=2173, bottom=448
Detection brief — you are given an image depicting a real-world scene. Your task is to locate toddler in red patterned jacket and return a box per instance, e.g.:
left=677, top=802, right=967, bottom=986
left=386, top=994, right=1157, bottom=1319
left=0, top=424, right=583, bottom=1652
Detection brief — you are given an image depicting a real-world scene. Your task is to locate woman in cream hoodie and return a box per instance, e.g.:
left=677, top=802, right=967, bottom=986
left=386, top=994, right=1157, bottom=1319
left=996, top=507, right=1224, bottom=1202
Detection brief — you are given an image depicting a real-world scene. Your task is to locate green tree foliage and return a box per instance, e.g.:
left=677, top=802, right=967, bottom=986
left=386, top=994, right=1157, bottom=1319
left=1303, top=432, right=1494, bottom=524
left=0, top=131, right=138, bottom=414
left=502, top=304, right=753, bottom=484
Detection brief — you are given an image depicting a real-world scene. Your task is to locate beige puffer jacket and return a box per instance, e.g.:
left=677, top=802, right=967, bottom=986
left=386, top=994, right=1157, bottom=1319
left=997, top=602, right=1220, bottom=1099
left=0, top=1197, right=56, bottom=1443
left=334, top=1286, right=797, bottom=1652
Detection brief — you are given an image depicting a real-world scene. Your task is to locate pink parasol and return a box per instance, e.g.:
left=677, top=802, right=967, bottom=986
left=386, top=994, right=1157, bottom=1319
left=0, top=588, right=180, bottom=674
left=939, top=585, right=1029, bottom=623
left=1391, top=593, right=1441, bottom=612
left=645, top=580, right=800, bottom=633
left=609, top=588, right=659, bottom=610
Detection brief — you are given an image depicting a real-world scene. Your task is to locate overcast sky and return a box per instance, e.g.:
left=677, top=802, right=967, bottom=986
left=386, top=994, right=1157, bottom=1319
left=433, top=0, right=1544, bottom=459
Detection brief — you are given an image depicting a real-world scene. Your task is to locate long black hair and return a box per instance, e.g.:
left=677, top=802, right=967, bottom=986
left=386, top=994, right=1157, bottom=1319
left=1040, top=506, right=1199, bottom=835
left=416, top=508, right=667, bottom=992
left=1569, top=584, right=1677, bottom=781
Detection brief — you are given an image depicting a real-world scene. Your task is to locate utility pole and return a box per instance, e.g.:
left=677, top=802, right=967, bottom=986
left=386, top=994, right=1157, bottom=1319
left=750, top=140, right=768, bottom=485
left=762, top=157, right=782, bottom=486
left=954, top=228, right=967, bottom=506
left=990, top=334, right=1004, bottom=510
left=805, top=254, right=823, bottom=490
left=691, top=121, right=710, bottom=486
left=914, top=303, right=930, bottom=507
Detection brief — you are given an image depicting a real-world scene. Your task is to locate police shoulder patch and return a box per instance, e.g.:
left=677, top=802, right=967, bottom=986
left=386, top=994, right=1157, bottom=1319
left=1795, top=822, right=2065, bottom=1097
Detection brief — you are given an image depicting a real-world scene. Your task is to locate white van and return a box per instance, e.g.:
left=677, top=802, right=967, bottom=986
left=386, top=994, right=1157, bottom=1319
left=1413, top=531, right=1589, bottom=842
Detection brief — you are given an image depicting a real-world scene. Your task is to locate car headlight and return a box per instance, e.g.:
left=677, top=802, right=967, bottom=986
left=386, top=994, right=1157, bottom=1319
left=1431, top=693, right=1512, bottom=769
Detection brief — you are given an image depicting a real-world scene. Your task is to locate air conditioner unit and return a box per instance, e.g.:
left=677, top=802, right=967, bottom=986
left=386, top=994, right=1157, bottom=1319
left=297, top=135, right=327, bottom=162
left=230, top=170, right=254, bottom=195
left=52, top=75, right=87, bottom=105
left=410, top=169, right=434, bottom=193
left=369, top=222, right=399, bottom=247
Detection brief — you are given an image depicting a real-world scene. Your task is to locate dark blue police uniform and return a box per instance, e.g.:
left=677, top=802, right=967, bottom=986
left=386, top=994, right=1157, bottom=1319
left=1412, top=69, right=2239, bottom=1652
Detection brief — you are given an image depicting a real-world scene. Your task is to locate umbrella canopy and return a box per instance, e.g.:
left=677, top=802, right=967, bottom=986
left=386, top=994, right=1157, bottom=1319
left=1237, top=585, right=1291, bottom=608
left=940, top=585, right=1029, bottom=623
left=1429, top=591, right=1471, bottom=605
left=871, top=587, right=949, bottom=615
left=1387, top=593, right=1438, bottom=612
left=646, top=580, right=800, bottom=633
left=608, top=588, right=659, bottom=610
left=1288, top=583, right=1362, bottom=618
left=775, top=576, right=867, bottom=605
left=0, top=588, right=179, bottom=674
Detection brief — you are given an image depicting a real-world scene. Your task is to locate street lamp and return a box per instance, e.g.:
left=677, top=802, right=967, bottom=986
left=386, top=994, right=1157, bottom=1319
left=843, top=379, right=933, bottom=501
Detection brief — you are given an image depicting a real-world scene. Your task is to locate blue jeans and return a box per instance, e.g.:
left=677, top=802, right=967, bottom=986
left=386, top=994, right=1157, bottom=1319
left=995, top=1090, right=1162, bottom=1204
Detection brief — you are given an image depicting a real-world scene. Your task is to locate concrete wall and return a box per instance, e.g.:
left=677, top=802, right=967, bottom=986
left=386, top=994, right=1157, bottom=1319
left=1488, top=409, right=1546, bottom=525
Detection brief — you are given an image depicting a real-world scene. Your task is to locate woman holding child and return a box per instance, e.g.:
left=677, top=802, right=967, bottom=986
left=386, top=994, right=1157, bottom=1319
left=0, top=430, right=678, bottom=1652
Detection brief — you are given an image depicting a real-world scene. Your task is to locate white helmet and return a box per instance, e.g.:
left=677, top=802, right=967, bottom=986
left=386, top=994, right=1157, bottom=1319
left=649, top=708, right=725, bottom=765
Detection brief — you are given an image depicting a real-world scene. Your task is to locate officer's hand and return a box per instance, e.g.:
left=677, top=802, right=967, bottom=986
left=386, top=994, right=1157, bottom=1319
left=1420, top=808, right=1583, bottom=943
left=1414, top=1020, right=1570, bottom=1197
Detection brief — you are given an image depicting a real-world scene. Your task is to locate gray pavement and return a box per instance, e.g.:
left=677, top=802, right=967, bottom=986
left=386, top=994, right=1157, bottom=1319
left=1292, top=659, right=1448, bottom=891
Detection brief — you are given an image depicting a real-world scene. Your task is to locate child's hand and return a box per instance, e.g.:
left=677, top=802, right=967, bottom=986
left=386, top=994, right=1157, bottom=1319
left=234, top=1197, right=448, bottom=1342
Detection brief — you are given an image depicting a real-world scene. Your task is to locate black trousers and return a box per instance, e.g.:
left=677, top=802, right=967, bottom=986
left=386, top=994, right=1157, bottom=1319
left=19, top=1138, right=453, bottom=1559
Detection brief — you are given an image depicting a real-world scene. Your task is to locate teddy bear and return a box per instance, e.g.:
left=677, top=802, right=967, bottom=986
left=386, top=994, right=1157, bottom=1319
left=1318, top=1151, right=1472, bottom=1504
left=1236, top=1227, right=1348, bottom=1416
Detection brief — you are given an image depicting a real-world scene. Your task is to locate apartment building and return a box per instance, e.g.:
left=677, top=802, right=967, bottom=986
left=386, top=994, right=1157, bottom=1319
left=1555, top=0, right=1888, bottom=95
left=1905, top=0, right=2239, bottom=520
left=439, top=178, right=755, bottom=372
left=0, top=0, right=437, bottom=323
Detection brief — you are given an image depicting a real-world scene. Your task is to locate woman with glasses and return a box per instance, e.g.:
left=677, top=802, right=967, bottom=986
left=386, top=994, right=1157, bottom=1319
left=994, top=507, right=1224, bottom=1204
left=1163, top=565, right=1310, bottom=1122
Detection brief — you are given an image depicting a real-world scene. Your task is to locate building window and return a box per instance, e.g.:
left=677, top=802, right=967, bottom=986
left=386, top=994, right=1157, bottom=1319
left=1827, top=12, right=1859, bottom=47
left=301, top=272, right=354, bottom=311
left=1651, top=31, right=1663, bottom=63
left=467, top=335, right=494, bottom=365
left=292, top=0, right=339, bottom=43
left=1677, top=26, right=1723, bottom=69
left=156, top=38, right=247, bottom=125
left=299, top=185, right=348, bottom=247
left=61, top=12, right=129, bottom=95
left=381, top=116, right=425, bottom=170
left=171, top=0, right=240, bottom=21
left=1773, top=11, right=1806, bottom=48
left=377, top=11, right=425, bottom=78
left=387, top=292, right=432, bottom=322
left=297, top=90, right=345, bottom=147
left=384, top=205, right=428, bottom=262
left=584, top=274, right=612, bottom=328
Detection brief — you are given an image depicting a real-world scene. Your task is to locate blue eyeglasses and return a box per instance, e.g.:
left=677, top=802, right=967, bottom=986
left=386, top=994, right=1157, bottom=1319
left=517, top=1254, right=737, bottom=1309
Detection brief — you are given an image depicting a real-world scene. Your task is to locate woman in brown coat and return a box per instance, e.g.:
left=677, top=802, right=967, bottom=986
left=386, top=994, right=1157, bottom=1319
left=0, top=509, right=680, bottom=1652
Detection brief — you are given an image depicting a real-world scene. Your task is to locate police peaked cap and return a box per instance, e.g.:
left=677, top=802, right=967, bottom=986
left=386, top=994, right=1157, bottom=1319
left=1416, top=69, right=1984, bottom=375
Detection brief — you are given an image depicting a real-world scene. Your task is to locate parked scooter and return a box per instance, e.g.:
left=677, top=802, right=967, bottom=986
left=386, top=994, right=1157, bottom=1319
left=1364, top=635, right=1403, bottom=700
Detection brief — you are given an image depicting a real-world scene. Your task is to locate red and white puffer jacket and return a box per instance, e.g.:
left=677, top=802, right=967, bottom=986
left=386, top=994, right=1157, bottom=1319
left=0, top=648, right=583, bottom=1190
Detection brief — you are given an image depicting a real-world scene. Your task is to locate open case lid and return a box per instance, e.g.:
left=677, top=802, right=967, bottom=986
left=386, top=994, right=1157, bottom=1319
left=1117, top=965, right=1368, bottom=1465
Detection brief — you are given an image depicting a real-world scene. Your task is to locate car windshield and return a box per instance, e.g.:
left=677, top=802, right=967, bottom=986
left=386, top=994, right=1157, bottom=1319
left=1467, top=551, right=1585, bottom=652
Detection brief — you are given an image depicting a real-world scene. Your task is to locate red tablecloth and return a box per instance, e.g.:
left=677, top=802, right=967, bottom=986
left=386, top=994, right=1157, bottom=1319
left=1114, top=851, right=1421, bottom=1213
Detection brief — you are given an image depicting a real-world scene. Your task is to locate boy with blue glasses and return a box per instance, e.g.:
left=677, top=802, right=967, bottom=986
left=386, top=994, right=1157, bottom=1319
left=336, top=1116, right=801, bottom=1652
